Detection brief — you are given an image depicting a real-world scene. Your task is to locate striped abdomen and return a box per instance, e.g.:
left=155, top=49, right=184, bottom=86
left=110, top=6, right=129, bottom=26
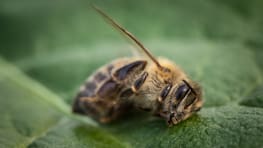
left=72, top=58, right=147, bottom=122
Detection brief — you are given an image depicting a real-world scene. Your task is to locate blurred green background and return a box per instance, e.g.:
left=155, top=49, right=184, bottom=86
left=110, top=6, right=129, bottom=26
left=1, top=0, right=263, bottom=147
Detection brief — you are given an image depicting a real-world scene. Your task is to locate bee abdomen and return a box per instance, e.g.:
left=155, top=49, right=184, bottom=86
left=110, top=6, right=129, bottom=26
left=83, top=81, right=97, bottom=96
left=72, top=64, right=115, bottom=114
left=73, top=58, right=148, bottom=120
left=97, top=79, right=121, bottom=98
left=72, top=81, right=98, bottom=114
left=120, top=88, right=134, bottom=99
left=94, top=72, right=108, bottom=83
left=86, top=64, right=114, bottom=96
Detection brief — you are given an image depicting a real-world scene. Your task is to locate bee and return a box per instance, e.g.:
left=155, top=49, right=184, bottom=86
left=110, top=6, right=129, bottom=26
left=72, top=5, right=203, bottom=126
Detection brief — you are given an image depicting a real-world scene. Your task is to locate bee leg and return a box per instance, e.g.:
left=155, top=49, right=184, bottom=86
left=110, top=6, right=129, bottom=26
left=113, top=60, right=147, bottom=81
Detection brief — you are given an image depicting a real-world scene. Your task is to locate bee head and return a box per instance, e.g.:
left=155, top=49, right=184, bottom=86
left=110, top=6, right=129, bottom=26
left=160, top=80, right=203, bottom=126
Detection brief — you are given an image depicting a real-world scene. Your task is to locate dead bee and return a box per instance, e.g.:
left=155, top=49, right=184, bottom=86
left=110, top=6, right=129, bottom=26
left=72, top=5, right=203, bottom=126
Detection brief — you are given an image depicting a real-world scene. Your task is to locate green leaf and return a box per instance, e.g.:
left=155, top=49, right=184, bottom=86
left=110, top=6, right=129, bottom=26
left=102, top=105, right=263, bottom=148
left=240, top=85, right=263, bottom=108
left=0, top=58, right=121, bottom=147
left=0, top=58, right=65, bottom=147
left=27, top=106, right=263, bottom=148
left=28, top=119, right=128, bottom=148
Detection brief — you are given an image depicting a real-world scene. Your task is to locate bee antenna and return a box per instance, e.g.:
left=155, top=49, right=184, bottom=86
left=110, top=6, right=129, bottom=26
left=91, top=4, right=164, bottom=70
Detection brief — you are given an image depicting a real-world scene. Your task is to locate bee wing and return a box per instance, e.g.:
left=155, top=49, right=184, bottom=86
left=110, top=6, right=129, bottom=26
left=92, top=5, right=163, bottom=70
